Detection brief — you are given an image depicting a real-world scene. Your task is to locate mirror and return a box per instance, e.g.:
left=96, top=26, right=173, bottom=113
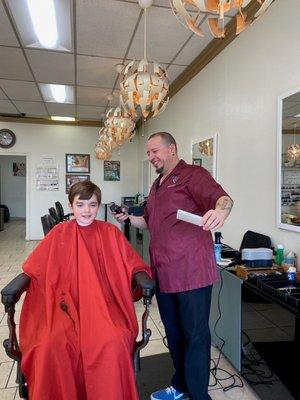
left=277, top=89, right=300, bottom=232
left=191, top=133, right=218, bottom=179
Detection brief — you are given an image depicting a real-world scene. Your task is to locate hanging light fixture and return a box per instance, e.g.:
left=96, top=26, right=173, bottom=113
left=199, top=138, right=213, bottom=156
left=120, top=0, right=169, bottom=119
left=94, top=106, right=135, bottom=160
left=169, top=0, right=274, bottom=39
left=287, top=124, right=300, bottom=161
left=105, top=107, right=135, bottom=145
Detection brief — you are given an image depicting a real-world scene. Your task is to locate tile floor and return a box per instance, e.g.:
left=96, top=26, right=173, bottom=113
left=0, top=220, right=260, bottom=400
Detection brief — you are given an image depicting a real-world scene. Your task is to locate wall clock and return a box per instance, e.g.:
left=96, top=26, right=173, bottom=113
left=0, top=129, right=16, bottom=148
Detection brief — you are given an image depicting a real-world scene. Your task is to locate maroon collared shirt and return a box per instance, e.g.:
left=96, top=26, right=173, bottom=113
left=144, top=160, right=229, bottom=293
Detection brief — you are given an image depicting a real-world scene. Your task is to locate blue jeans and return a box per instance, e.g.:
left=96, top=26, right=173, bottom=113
left=156, top=284, right=212, bottom=400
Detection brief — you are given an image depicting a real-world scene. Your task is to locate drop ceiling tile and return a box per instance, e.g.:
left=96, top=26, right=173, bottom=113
left=0, top=2, right=19, bottom=46
left=0, top=47, right=33, bottom=80
left=166, top=64, right=186, bottom=83
left=0, top=88, right=7, bottom=100
left=0, top=99, right=18, bottom=114
left=77, top=0, right=141, bottom=58
left=13, top=101, right=48, bottom=117
left=46, top=103, right=75, bottom=117
left=0, top=79, right=42, bottom=101
left=172, top=23, right=213, bottom=65
left=77, top=86, right=114, bottom=107
left=26, top=50, right=75, bottom=84
left=77, top=105, right=106, bottom=120
left=127, top=5, right=192, bottom=64
left=77, top=55, right=122, bottom=88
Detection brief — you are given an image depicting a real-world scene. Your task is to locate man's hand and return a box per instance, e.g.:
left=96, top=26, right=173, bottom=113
left=202, top=209, right=227, bottom=231
left=202, top=196, right=233, bottom=231
left=113, top=208, right=130, bottom=224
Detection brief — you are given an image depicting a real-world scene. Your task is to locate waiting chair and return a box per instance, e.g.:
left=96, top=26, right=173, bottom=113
left=40, top=214, right=56, bottom=236
left=1, top=272, right=155, bottom=399
left=55, top=201, right=73, bottom=222
left=48, top=207, right=60, bottom=225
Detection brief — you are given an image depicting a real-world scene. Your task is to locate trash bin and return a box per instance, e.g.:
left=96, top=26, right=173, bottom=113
left=0, top=208, right=4, bottom=231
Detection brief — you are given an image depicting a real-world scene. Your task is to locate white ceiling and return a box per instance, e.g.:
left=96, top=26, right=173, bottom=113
left=0, top=0, right=252, bottom=122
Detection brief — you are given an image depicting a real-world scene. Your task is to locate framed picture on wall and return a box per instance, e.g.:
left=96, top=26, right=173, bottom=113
left=192, top=158, right=202, bottom=166
left=66, top=174, right=90, bottom=194
left=104, top=160, right=120, bottom=181
left=66, top=154, right=90, bottom=173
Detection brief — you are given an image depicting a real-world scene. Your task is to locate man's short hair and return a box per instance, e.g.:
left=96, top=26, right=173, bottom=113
left=68, top=181, right=102, bottom=204
left=148, top=132, right=177, bottom=152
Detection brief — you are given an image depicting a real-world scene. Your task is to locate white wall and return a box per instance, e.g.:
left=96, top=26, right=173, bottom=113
left=0, top=122, right=139, bottom=239
left=137, top=0, right=300, bottom=265
left=0, top=155, right=26, bottom=218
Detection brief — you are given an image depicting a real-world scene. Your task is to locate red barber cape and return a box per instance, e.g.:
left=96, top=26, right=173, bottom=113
left=19, top=220, right=151, bottom=400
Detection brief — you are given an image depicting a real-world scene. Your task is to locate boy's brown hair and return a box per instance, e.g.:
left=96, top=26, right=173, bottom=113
left=68, top=181, right=102, bottom=204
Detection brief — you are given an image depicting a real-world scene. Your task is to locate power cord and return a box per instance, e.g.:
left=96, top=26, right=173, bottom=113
left=241, top=330, right=274, bottom=386
left=210, top=263, right=244, bottom=392
left=161, top=262, right=245, bottom=393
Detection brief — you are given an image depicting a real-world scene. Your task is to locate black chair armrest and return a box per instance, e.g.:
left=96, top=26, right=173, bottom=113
left=133, top=271, right=155, bottom=300
left=1, top=273, right=30, bottom=309
left=64, top=212, right=74, bottom=220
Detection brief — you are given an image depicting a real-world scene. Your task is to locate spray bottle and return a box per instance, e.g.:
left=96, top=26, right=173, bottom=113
left=214, top=232, right=222, bottom=263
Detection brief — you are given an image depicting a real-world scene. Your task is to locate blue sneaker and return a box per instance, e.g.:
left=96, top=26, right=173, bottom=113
left=150, top=386, right=189, bottom=400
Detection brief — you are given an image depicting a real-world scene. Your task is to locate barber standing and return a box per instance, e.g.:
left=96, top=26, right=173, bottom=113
left=115, top=132, right=233, bottom=400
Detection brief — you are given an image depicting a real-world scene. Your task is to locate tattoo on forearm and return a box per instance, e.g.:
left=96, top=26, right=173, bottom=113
left=217, top=197, right=233, bottom=211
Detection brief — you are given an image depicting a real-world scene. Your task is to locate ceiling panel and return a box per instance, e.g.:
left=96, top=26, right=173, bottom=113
left=0, top=88, right=8, bottom=100
left=46, top=103, right=75, bottom=117
left=0, top=99, right=18, bottom=114
left=77, top=0, right=141, bottom=58
left=172, top=21, right=213, bottom=65
left=13, top=100, right=48, bottom=116
left=77, top=86, right=114, bottom=106
left=26, top=50, right=75, bottom=84
left=0, top=2, right=19, bottom=46
left=77, top=105, right=106, bottom=120
left=77, top=55, right=123, bottom=88
left=0, top=79, right=42, bottom=101
left=166, top=64, right=186, bottom=82
left=127, top=5, right=192, bottom=64
left=0, top=47, right=33, bottom=80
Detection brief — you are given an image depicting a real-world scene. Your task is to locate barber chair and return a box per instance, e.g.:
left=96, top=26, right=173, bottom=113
left=40, top=214, right=56, bottom=236
left=1, top=272, right=155, bottom=399
left=55, top=201, right=73, bottom=222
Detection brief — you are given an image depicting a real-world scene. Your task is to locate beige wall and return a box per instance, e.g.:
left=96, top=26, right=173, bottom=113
left=137, top=0, right=300, bottom=264
left=0, top=122, right=139, bottom=239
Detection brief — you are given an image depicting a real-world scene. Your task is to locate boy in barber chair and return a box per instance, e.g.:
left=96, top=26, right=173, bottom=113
left=19, top=181, right=152, bottom=400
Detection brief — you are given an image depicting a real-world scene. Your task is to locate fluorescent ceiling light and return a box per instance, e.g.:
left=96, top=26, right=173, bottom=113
left=7, top=0, right=72, bottom=52
left=50, top=84, right=66, bottom=103
left=27, top=0, right=58, bottom=48
left=39, top=83, right=74, bottom=104
left=51, top=116, right=75, bottom=122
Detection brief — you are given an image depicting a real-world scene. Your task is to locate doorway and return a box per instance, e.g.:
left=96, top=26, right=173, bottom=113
left=0, top=154, right=27, bottom=239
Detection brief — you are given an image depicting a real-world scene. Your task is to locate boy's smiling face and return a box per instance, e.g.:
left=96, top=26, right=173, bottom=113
left=70, top=194, right=99, bottom=226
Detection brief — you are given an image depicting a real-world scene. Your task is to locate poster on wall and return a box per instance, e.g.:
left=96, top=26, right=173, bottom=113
left=66, top=174, right=90, bottom=194
left=13, top=162, right=26, bottom=177
left=36, top=165, right=59, bottom=191
left=66, top=154, right=90, bottom=173
left=104, top=161, right=120, bottom=181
